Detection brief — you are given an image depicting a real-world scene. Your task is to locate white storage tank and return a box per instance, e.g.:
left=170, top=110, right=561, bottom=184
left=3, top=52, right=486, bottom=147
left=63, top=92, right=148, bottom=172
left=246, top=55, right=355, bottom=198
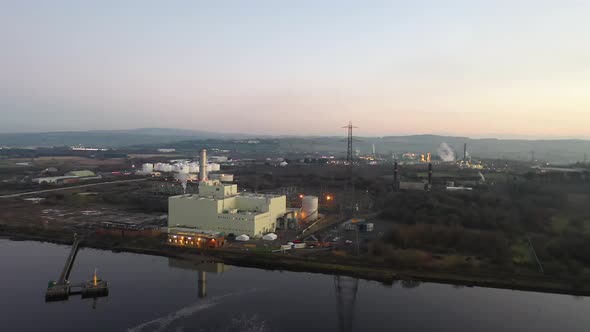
left=160, top=164, right=173, bottom=172
left=209, top=163, right=221, bottom=172
left=301, top=196, right=319, bottom=221
left=188, top=163, right=199, bottom=173
left=142, top=163, right=154, bottom=173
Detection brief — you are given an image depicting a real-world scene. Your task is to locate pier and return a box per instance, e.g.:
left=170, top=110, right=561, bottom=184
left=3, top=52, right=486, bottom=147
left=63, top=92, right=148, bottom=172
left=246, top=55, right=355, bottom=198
left=45, top=233, right=109, bottom=302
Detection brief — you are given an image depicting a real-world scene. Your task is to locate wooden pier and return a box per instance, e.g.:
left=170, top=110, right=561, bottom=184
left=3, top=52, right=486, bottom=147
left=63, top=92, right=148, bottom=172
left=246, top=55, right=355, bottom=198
left=45, top=234, right=109, bottom=302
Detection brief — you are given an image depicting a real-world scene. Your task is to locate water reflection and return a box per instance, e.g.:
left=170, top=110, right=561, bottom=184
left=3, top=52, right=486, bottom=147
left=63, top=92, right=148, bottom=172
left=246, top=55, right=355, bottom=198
left=167, top=259, right=229, bottom=298
left=334, top=276, right=359, bottom=332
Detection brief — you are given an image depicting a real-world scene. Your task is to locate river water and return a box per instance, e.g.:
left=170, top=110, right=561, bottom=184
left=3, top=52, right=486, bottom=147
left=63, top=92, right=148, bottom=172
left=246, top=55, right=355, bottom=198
left=1, top=239, right=589, bottom=332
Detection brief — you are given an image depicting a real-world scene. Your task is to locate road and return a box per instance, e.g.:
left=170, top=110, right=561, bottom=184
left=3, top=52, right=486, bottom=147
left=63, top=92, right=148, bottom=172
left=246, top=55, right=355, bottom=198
left=0, top=178, right=148, bottom=199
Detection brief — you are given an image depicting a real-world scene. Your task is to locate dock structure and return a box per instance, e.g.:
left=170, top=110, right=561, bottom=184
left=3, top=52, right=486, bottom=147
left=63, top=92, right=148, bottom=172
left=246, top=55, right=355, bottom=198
left=45, top=234, right=109, bottom=302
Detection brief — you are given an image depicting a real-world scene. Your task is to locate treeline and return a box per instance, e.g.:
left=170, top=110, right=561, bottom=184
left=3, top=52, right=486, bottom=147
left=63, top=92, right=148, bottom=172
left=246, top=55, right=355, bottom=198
left=383, top=224, right=511, bottom=263
left=377, top=183, right=568, bottom=234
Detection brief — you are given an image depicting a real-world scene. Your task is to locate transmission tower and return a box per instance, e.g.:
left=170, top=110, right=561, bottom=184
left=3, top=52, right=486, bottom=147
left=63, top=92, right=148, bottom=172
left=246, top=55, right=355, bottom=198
left=342, top=121, right=357, bottom=167
left=334, top=275, right=359, bottom=332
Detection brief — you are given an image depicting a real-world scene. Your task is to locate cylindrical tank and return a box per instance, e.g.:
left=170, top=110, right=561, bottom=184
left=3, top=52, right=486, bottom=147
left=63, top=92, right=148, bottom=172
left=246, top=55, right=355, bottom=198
left=279, top=161, right=288, bottom=167
left=142, top=163, right=153, bottom=173
left=209, top=163, right=221, bottom=172
left=160, top=164, right=173, bottom=172
left=301, top=196, right=319, bottom=221
left=199, top=149, right=208, bottom=181
left=188, top=162, right=199, bottom=173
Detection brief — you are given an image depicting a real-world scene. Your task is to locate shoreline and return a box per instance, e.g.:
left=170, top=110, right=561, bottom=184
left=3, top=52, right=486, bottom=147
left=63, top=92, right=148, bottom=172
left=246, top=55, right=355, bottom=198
left=2, top=227, right=589, bottom=297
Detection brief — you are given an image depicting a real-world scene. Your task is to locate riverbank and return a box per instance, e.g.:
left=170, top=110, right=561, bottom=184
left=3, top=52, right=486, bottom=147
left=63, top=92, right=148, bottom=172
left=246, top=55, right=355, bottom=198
left=2, top=224, right=589, bottom=297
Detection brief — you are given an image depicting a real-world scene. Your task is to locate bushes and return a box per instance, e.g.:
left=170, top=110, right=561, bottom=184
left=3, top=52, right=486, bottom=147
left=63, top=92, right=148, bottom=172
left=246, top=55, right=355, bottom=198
left=384, top=224, right=511, bottom=262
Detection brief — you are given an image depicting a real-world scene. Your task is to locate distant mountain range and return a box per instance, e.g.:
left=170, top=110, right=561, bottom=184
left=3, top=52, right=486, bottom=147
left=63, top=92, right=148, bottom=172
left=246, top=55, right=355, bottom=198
left=275, top=135, right=590, bottom=162
left=1, top=128, right=589, bottom=162
left=0, top=128, right=254, bottom=147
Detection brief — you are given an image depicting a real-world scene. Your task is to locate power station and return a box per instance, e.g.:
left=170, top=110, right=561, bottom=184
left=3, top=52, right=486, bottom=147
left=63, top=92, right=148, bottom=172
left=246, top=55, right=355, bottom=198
left=168, top=149, right=287, bottom=237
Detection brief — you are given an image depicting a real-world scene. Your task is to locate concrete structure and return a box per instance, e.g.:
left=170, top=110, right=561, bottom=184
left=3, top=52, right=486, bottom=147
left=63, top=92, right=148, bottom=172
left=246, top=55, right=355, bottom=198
left=168, top=180, right=287, bottom=237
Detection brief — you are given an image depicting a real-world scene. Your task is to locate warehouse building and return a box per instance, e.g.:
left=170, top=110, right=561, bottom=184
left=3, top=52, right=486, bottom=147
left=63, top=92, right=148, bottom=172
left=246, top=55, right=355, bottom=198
left=168, top=149, right=287, bottom=237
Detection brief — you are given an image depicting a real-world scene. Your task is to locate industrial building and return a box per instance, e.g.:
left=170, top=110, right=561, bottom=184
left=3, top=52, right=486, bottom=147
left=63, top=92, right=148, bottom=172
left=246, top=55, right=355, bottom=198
left=32, top=170, right=101, bottom=185
left=168, top=149, right=287, bottom=237
left=166, top=227, right=225, bottom=248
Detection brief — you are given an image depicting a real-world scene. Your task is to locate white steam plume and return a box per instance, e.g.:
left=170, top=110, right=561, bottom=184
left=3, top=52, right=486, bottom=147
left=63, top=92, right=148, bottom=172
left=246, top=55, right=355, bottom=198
left=175, top=173, right=188, bottom=194
left=437, top=143, right=456, bottom=162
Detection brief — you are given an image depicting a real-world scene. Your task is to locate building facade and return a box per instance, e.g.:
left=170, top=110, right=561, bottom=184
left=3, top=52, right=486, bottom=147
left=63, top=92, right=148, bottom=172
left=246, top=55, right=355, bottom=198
left=168, top=180, right=286, bottom=236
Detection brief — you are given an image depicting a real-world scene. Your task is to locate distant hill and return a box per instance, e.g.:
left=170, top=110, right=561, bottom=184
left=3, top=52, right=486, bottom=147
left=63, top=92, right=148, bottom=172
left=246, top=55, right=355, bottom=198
left=0, top=128, right=253, bottom=147
left=273, top=135, right=589, bottom=162
left=1, top=129, right=589, bottom=162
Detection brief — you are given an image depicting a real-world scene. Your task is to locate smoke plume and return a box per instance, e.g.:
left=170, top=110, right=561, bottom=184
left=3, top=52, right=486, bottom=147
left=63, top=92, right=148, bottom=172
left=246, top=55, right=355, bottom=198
left=437, top=143, right=456, bottom=162
left=175, top=173, right=188, bottom=194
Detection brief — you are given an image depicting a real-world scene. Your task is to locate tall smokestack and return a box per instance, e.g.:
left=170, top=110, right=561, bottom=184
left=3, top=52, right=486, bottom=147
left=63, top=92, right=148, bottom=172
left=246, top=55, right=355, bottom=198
left=393, top=161, right=399, bottom=191
left=463, top=143, right=467, bottom=162
left=199, top=149, right=208, bottom=181
left=427, top=163, right=433, bottom=190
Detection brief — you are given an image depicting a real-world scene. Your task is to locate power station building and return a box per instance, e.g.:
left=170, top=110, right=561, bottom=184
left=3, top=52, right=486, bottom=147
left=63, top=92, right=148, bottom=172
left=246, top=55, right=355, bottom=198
left=168, top=149, right=287, bottom=237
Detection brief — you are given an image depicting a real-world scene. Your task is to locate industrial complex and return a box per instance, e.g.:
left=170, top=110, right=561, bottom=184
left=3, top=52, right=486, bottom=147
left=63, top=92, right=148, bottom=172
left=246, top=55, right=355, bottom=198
left=167, top=149, right=288, bottom=237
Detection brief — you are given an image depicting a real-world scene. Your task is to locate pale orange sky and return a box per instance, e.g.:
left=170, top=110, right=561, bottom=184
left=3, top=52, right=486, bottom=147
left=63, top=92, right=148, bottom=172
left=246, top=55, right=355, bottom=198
left=2, top=1, right=589, bottom=138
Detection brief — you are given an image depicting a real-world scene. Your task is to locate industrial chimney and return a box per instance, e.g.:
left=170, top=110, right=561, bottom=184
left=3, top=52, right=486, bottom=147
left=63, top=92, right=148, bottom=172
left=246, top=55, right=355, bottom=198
left=199, top=149, right=208, bottom=181
left=393, top=161, right=399, bottom=191
left=463, top=143, right=467, bottom=162
left=427, top=163, right=433, bottom=191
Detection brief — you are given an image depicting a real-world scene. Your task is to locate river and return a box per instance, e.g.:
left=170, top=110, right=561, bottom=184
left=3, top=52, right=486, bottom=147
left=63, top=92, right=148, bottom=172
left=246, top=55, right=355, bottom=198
left=1, top=239, right=589, bottom=331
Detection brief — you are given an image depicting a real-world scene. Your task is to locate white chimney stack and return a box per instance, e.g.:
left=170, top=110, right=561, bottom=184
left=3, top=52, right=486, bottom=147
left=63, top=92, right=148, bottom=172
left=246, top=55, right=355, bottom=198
left=199, top=149, right=208, bottom=181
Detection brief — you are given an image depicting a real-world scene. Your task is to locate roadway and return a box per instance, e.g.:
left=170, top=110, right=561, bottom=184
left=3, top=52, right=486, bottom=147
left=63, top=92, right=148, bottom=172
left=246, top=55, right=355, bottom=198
left=0, top=178, right=148, bottom=199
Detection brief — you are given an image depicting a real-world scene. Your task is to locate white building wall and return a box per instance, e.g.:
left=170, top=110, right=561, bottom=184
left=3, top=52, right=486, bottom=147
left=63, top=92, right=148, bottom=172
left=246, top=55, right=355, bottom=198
left=168, top=192, right=286, bottom=236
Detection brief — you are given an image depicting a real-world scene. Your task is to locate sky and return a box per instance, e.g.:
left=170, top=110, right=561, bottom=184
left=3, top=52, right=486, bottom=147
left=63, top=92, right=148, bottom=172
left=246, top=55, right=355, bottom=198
left=1, top=0, right=589, bottom=138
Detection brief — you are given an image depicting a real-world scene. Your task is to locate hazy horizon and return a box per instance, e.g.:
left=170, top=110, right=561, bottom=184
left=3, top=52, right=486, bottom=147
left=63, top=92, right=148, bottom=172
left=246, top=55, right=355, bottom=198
left=2, top=1, right=589, bottom=138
